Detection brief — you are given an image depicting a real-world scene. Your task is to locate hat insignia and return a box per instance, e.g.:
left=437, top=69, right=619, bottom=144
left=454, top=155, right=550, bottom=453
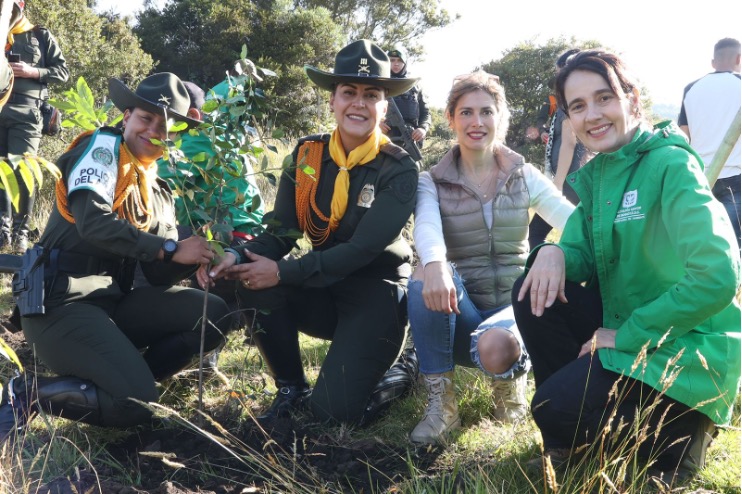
left=158, top=94, right=172, bottom=106
left=357, top=58, right=371, bottom=76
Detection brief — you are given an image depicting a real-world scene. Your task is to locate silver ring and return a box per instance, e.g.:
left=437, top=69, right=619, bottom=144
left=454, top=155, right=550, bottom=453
left=242, top=279, right=251, bottom=288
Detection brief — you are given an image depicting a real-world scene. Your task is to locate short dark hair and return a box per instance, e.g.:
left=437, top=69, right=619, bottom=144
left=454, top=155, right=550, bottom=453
left=555, top=49, right=640, bottom=116
left=714, top=37, right=741, bottom=55
left=183, top=82, right=205, bottom=110
left=556, top=49, right=580, bottom=69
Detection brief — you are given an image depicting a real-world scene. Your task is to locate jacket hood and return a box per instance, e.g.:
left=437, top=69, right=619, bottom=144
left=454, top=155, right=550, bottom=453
left=636, top=121, right=705, bottom=170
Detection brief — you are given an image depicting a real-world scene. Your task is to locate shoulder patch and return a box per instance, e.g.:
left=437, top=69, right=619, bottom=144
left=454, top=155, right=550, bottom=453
left=67, top=131, right=120, bottom=205
left=297, top=133, right=330, bottom=145
left=392, top=170, right=417, bottom=203
left=380, top=142, right=410, bottom=161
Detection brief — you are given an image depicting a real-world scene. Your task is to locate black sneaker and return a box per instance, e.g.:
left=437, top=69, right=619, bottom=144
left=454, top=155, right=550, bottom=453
left=257, top=380, right=312, bottom=421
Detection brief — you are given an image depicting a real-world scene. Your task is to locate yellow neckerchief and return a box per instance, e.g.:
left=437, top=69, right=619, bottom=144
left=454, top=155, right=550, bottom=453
left=6, top=16, right=35, bottom=51
left=56, top=131, right=156, bottom=231
left=327, top=127, right=388, bottom=230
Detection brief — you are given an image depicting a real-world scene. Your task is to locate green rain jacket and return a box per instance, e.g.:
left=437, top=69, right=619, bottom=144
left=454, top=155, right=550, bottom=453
left=532, top=121, right=741, bottom=424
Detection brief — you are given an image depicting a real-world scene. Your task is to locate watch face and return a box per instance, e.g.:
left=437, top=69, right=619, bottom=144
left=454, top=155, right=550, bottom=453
left=163, top=239, right=178, bottom=261
left=164, top=239, right=177, bottom=253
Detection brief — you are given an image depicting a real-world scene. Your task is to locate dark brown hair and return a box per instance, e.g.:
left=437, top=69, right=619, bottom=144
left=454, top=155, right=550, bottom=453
left=555, top=49, right=640, bottom=116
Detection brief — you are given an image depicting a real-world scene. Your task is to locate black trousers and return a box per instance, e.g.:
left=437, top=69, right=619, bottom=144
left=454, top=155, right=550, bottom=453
left=512, top=277, right=704, bottom=470
left=23, top=285, right=231, bottom=427
left=238, top=276, right=407, bottom=424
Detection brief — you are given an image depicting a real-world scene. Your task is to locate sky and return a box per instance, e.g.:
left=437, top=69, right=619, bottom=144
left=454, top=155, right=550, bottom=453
left=96, top=0, right=740, bottom=111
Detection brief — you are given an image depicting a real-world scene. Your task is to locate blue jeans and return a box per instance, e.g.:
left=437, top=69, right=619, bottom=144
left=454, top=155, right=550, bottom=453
left=713, top=175, right=740, bottom=247
left=407, top=266, right=530, bottom=378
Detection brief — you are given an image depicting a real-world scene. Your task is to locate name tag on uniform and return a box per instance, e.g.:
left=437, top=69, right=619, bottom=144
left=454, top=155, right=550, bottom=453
left=67, top=131, right=120, bottom=205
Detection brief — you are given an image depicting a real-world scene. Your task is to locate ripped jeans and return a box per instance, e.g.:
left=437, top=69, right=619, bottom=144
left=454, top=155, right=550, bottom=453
left=407, top=266, right=530, bottom=379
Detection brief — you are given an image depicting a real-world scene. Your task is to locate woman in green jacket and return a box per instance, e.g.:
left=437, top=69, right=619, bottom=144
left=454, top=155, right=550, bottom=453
left=513, top=49, right=740, bottom=479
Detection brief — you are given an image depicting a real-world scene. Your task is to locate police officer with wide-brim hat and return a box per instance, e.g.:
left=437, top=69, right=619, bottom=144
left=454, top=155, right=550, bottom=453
left=201, top=38, right=421, bottom=427
left=304, top=39, right=418, bottom=97
left=108, top=72, right=201, bottom=129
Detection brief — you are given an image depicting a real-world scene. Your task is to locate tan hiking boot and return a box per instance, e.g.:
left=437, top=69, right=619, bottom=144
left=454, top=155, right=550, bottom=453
left=409, top=372, right=460, bottom=444
left=492, top=373, right=528, bottom=423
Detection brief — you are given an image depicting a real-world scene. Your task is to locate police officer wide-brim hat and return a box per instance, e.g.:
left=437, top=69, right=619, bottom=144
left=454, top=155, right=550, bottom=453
left=305, top=40, right=418, bottom=97
left=108, top=72, right=201, bottom=129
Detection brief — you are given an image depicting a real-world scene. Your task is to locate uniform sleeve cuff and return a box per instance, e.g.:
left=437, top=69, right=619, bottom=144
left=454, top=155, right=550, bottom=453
left=277, top=258, right=301, bottom=285
left=136, top=232, right=168, bottom=262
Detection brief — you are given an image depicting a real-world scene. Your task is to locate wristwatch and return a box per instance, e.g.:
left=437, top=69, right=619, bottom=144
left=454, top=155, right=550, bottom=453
left=162, top=239, right=178, bottom=263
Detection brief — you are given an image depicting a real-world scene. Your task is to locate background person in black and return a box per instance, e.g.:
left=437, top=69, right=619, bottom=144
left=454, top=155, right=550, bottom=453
left=201, top=40, right=420, bottom=425
left=0, top=0, right=68, bottom=251
left=380, top=45, right=430, bottom=157
left=528, top=49, right=590, bottom=249
left=0, top=73, right=231, bottom=443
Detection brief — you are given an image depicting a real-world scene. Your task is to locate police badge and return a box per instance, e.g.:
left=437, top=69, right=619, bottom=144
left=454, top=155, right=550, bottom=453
left=358, top=184, right=375, bottom=208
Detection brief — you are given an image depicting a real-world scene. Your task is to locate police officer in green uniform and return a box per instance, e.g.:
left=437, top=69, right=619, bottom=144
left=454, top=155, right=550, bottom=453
left=0, top=73, right=231, bottom=442
left=0, top=0, right=14, bottom=108
left=0, top=0, right=68, bottom=250
left=201, top=40, right=419, bottom=425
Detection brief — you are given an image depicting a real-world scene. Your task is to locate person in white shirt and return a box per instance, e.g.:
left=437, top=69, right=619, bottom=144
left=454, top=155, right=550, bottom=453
left=407, top=71, right=575, bottom=444
left=678, top=37, right=741, bottom=245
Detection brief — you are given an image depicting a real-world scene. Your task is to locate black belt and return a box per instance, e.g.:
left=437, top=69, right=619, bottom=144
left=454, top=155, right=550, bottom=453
left=8, top=94, right=42, bottom=108
left=46, top=249, right=123, bottom=277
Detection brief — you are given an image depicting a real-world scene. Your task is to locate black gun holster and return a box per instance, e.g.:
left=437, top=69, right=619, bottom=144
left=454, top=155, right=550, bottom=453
left=11, top=245, right=46, bottom=318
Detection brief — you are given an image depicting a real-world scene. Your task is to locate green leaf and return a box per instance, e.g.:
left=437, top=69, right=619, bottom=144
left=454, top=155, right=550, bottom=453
left=250, top=195, right=261, bottom=212
left=19, top=156, right=44, bottom=189
left=191, top=152, right=208, bottom=163
left=48, top=99, right=78, bottom=112
left=201, top=99, right=219, bottom=113
left=170, top=121, right=188, bottom=133
left=0, top=161, right=20, bottom=212
left=0, top=336, right=23, bottom=372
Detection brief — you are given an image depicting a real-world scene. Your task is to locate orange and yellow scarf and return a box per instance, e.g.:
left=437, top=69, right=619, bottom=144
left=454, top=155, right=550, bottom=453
left=5, top=16, right=35, bottom=52
left=296, top=128, right=388, bottom=245
left=55, top=131, right=156, bottom=231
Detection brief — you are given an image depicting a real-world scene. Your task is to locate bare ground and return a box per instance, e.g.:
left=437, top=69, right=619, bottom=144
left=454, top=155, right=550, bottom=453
left=1, top=324, right=443, bottom=494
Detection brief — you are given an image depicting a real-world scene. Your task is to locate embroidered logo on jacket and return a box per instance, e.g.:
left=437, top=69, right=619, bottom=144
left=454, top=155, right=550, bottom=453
left=68, top=132, right=119, bottom=205
left=615, top=189, right=644, bottom=223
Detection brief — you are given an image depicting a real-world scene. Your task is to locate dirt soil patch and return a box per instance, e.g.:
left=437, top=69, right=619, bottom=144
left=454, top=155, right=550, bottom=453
left=2, top=325, right=442, bottom=493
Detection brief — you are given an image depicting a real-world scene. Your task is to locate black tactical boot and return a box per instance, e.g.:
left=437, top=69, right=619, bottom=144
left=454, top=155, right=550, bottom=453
left=35, top=376, right=100, bottom=424
left=0, top=374, right=101, bottom=444
left=0, top=375, right=35, bottom=443
left=359, top=346, right=419, bottom=426
left=257, top=379, right=312, bottom=421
